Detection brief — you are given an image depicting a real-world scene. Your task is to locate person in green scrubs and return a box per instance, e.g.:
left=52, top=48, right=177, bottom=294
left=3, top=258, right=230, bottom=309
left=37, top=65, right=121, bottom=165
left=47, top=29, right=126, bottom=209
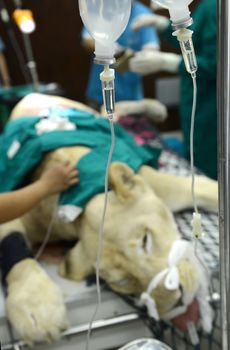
left=130, top=0, right=217, bottom=179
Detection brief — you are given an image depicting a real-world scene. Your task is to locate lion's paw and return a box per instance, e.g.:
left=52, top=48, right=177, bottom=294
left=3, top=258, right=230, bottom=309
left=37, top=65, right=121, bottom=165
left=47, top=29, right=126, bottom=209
left=5, top=258, right=69, bottom=344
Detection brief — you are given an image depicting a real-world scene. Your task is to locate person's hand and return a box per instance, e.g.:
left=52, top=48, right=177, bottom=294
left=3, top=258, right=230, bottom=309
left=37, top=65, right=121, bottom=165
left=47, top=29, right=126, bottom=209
left=143, top=99, right=168, bottom=123
left=129, top=50, right=181, bottom=75
left=39, top=162, right=79, bottom=195
left=111, top=99, right=167, bottom=123
left=114, top=42, right=126, bottom=56
left=131, top=14, right=170, bottom=32
left=150, top=1, right=163, bottom=11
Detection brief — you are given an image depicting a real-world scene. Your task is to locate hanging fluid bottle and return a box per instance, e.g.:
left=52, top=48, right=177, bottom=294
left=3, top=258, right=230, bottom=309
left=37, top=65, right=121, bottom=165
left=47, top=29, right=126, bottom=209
left=79, top=0, right=131, bottom=64
left=152, top=0, right=194, bottom=28
left=78, top=0, right=131, bottom=116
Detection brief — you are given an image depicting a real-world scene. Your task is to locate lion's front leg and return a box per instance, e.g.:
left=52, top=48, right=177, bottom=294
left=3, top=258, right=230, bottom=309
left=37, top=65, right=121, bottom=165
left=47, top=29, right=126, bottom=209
left=139, top=166, right=218, bottom=213
left=6, top=258, right=69, bottom=344
left=0, top=223, right=69, bottom=344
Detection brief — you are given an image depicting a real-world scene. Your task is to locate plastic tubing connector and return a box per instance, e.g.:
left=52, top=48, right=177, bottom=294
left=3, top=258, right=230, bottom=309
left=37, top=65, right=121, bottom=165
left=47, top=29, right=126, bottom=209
left=100, top=65, right=115, bottom=117
left=173, top=28, right=197, bottom=77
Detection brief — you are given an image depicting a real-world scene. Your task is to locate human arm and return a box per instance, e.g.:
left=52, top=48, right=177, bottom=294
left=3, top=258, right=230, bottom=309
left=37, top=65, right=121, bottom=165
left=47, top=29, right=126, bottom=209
left=0, top=37, right=11, bottom=88
left=130, top=2, right=217, bottom=78
left=132, top=4, right=160, bottom=52
left=132, top=13, right=170, bottom=33
left=100, top=98, right=167, bottom=122
left=129, top=49, right=181, bottom=75
left=130, top=18, right=180, bottom=76
left=0, top=52, right=11, bottom=88
left=131, top=11, right=180, bottom=51
left=0, top=162, right=79, bottom=223
left=128, top=4, right=181, bottom=75
left=150, top=1, right=163, bottom=11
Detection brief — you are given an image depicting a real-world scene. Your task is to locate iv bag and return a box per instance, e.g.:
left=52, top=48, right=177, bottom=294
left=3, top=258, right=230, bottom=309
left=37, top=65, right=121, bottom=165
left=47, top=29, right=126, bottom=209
left=153, top=0, right=193, bottom=9
left=79, top=0, right=131, bottom=62
left=152, top=0, right=193, bottom=26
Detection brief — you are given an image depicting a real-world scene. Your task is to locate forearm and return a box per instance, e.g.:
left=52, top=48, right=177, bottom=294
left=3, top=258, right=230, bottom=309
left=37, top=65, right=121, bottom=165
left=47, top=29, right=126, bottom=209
left=0, top=181, right=49, bottom=223
left=0, top=53, right=11, bottom=86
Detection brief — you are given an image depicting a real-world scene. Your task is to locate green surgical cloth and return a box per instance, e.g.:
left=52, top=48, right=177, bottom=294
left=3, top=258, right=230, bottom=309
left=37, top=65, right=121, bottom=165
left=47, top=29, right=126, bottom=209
left=0, top=109, right=161, bottom=209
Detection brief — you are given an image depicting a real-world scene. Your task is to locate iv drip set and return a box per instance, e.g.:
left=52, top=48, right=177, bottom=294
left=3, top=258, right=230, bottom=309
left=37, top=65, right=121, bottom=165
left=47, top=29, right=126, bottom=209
left=79, top=0, right=197, bottom=119
left=79, top=0, right=132, bottom=117
left=78, top=0, right=201, bottom=241
left=154, top=0, right=197, bottom=77
left=78, top=2, right=204, bottom=349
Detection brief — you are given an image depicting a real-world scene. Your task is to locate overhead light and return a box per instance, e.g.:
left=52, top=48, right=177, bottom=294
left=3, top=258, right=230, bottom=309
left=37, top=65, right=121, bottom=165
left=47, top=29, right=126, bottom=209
left=13, top=9, right=36, bottom=34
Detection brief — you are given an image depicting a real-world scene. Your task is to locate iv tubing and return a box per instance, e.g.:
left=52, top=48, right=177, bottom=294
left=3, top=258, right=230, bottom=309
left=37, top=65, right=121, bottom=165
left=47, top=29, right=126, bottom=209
left=86, top=117, right=115, bottom=350
left=190, top=74, right=198, bottom=214
left=34, top=194, right=59, bottom=260
left=190, top=74, right=214, bottom=294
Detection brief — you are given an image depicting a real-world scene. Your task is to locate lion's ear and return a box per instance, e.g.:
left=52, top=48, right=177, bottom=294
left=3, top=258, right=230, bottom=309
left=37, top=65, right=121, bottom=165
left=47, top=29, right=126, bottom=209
left=109, top=162, right=144, bottom=202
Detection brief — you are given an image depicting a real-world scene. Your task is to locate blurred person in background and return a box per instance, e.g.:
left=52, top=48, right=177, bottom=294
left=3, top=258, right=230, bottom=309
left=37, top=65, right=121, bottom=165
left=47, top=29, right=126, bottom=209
left=130, top=0, right=217, bottom=179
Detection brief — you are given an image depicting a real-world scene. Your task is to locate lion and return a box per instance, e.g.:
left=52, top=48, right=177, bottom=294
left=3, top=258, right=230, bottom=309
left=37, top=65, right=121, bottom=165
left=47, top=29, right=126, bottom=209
left=0, top=93, right=218, bottom=344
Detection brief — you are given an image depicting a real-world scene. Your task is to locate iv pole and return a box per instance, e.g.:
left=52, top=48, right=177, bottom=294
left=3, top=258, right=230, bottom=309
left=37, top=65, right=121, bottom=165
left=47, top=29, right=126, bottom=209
left=0, top=0, right=30, bottom=83
left=218, top=0, right=230, bottom=349
left=13, top=0, right=40, bottom=91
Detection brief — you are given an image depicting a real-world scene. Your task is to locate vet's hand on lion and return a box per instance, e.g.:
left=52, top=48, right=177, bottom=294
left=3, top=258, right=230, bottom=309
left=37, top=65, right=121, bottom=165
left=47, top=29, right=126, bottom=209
left=40, top=161, right=79, bottom=195
left=0, top=162, right=79, bottom=224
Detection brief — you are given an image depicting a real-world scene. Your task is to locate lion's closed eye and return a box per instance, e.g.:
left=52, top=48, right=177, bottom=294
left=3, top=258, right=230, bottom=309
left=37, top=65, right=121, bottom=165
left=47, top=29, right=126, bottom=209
left=142, top=231, right=153, bottom=254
